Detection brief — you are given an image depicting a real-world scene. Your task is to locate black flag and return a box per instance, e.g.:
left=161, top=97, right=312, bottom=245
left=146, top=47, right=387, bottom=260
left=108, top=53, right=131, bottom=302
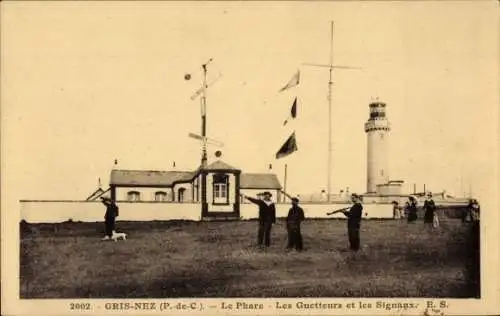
left=283, top=97, right=298, bottom=126
left=276, top=132, right=298, bottom=159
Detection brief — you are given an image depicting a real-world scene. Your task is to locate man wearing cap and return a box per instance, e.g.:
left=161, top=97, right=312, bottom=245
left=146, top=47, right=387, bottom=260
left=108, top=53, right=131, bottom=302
left=286, top=197, right=305, bottom=251
left=242, top=191, right=276, bottom=248
left=341, top=193, right=363, bottom=252
left=101, top=197, right=119, bottom=240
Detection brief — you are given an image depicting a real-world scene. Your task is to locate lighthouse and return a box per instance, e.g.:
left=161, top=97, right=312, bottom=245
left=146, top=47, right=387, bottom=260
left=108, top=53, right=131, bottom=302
left=364, top=101, right=391, bottom=193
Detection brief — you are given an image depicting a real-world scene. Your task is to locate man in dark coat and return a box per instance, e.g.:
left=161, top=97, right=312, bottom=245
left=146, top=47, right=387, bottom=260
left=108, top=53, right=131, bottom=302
left=342, top=194, right=363, bottom=251
left=242, top=191, right=276, bottom=248
left=423, top=192, right=436, bottom=225
left=101, top=197, right=119, bottom=240
left=286, top=197, right=305, bottom=251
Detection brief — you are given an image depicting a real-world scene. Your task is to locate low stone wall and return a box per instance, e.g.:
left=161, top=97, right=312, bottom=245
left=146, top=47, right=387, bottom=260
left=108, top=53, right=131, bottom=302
left=20, top=200, right=397, bottom=223
left=241, top=202, right=393, bottom=219
left=20, top=201, right=201, bottom=223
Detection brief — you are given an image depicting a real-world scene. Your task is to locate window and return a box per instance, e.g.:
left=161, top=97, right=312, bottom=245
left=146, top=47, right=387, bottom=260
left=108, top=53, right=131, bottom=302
left=178, top=188, right=186, bottom=203
left=155, top=191, right=167, bottom=202
left=370, top=111, right=386, bottom=119
left=214, top=183, right=227, bottom=198
left=127, top=191, right=141, bottom=202
left=213, top=173, right=229, bottom=205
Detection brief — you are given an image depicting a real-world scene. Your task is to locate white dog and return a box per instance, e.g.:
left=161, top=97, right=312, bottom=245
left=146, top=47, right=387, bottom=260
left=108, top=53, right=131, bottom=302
left=111, top=230, right=127, bottom=242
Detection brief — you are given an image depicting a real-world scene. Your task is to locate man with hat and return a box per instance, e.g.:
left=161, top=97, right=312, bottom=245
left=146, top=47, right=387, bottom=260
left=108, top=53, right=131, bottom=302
left=242, top=191, right=276, bottom=248
left=100, top=196, right=119, bottom=240
left=341, top=193, right=363, bottom=251
left=286, top=197, right=305, bottom=251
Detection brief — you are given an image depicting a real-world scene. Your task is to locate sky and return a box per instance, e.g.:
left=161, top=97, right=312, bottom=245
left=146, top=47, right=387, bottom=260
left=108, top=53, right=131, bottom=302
left=2, top=1, right=498, bottom=207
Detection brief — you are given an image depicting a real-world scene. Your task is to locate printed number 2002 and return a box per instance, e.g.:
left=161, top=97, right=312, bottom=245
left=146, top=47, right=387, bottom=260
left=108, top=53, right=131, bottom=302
left=70, top=303, right=91, bottom=310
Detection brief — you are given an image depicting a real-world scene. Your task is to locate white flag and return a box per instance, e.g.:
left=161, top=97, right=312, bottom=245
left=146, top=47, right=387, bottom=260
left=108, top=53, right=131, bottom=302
left=190, top=87, right=205, bottom=100
left=279, top=70, right=300, bottom=92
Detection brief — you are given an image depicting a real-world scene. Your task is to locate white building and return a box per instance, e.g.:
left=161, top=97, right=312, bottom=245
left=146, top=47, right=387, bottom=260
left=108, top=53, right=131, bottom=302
left=107, top=160, right=283, bottom=220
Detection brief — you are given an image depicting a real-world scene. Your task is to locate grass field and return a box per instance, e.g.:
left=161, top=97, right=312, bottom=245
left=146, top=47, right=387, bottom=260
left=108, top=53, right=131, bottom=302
left=20, top=217, right=480, bottom=298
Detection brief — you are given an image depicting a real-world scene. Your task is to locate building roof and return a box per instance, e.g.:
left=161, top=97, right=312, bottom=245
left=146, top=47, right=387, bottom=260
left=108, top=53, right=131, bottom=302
left=110, top=163, right=281, bottom=190
left=240, top=173, right=282, bottom=189
left=388, top=180, right=405, bottom=184
left=85, top=187, right=111, bottom=201
left=110, top=169, right=194, bottom=187
left=85, top=188, right=104, bottom=201
left=203, top=160, right=240, bottom=171
left=377, top=182, right=403, bottom=187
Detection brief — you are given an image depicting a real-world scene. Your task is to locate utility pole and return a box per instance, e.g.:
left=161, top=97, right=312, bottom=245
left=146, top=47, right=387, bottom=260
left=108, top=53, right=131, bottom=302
left=302, top=21, right=361, bottom=202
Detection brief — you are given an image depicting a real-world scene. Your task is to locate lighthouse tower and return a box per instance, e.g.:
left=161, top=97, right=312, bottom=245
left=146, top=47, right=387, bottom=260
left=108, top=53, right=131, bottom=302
left=364, top=101, right=391, bottom=193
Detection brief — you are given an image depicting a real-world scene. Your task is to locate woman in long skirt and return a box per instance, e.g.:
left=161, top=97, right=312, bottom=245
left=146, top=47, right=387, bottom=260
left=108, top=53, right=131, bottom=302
left=423, top=193, right=437, bottom=228
left=406, top=196, right=418, bottom=223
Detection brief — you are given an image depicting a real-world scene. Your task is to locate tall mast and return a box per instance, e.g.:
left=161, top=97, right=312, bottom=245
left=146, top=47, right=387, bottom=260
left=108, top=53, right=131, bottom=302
left=327, top=21, right=333, bottom=203
left=200, top=59, right=212, bottom=166
left=302, top=21, right=361, bottom=202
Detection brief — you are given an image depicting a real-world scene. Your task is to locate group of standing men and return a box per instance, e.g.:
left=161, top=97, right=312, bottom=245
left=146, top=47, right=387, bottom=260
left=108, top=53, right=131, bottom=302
left=241, top=192, right=305, bottom=251
left=99, top=189, right=361, bottom=251
left=241, top=192, right=364, bottom=252
left=101, top=190, right=471, bottom=251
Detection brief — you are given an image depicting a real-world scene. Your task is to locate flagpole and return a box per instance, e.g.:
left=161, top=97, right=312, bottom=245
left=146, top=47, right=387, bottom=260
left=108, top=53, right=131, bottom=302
left=302, top=21, right=361, bottom=204
left=327, top=21, right=333, bottom=203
